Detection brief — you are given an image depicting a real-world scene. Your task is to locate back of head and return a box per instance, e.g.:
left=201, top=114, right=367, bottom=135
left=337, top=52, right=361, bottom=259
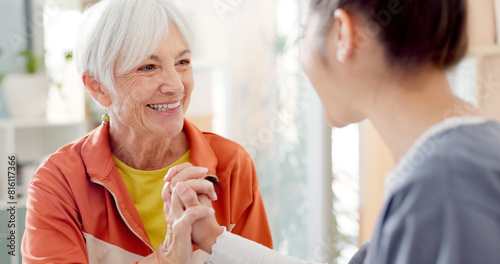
left=74, top=0, right=193, bottom=90
left=310, top=0, right=468, bottom=70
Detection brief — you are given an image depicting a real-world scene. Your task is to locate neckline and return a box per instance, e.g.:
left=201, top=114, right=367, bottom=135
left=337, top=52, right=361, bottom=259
left=113, top=150, right=191, bottom=175
left=384, top=116, right=491, bottom=195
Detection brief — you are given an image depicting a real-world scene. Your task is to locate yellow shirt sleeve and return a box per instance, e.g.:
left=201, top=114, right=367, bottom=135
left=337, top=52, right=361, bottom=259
left=114, top=150, right=190, bottom=250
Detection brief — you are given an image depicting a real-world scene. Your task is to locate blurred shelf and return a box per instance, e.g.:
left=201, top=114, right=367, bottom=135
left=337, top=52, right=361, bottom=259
left=0, top=119, right=87, bottom=202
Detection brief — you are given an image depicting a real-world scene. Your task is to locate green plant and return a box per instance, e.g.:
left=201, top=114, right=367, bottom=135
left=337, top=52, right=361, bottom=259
left=54, top=51, right=74, bottom=96
left=65, top=51, right=73, bottom=61
left=19, top=50, right=39, bottom=74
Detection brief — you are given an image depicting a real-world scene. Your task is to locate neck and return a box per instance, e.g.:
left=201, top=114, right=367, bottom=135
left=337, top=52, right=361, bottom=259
left=108, top=121, right=189, bottom=171
left=366, top=68, right=485, bottom=162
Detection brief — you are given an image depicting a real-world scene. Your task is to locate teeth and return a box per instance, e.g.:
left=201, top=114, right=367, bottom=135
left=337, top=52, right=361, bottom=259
left=147, top=101, right=181, bottom=111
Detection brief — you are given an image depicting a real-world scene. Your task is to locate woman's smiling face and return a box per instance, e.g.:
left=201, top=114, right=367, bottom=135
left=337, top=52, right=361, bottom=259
left=109, top=24, right=194, bottom=138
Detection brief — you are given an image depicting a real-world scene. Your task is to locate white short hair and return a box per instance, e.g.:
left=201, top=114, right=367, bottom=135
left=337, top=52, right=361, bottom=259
left=74, top=0, right=193, bottom=91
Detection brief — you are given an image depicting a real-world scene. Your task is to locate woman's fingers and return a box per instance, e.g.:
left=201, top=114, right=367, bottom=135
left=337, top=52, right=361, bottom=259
left=164, top=183, right=195, bottom=245
left=177, top=206, right=215, bottom=228
left=164, top=162, right=208, bottom=182
left=168, top=166, right=209, bottom=187
left=174, top=182, right=222, bottom=253
left=162, top=205, right=215, bottom=256
left=159, top=182, right=215, bottom=264
left=164, top=162, right=193, bottom=181
left=185, top=179, right=217, bottom=201
left=164, top=180, right=215, bottom=215
left=167, top=182, right=190, bottom=219
left=165, top=182, right=193, bottom=219
left=198, top=193, right=213, bottom=207
left=166, top=181, right=213, bottom=221
left=175, top=182, right=200, bottom=208
left=164, top=164, right=210, bottom=199
left=163, top=178, right=217, bottom=214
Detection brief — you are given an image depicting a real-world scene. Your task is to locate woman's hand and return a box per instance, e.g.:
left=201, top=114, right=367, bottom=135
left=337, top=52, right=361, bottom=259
left=138, top=181, right=215, bottom=263
left=163, top=163, right=218, bottom=213
left=171, top=182, right=224, bottom=254
left=163, top=163, right=222, bottom=252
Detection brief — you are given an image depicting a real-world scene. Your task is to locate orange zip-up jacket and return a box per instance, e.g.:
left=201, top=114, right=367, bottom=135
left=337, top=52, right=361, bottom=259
left=21, top=119, right=272, bottom=263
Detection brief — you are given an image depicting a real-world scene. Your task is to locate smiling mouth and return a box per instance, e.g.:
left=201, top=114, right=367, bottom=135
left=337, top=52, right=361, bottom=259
left=147, top=101, right=181, bottom=112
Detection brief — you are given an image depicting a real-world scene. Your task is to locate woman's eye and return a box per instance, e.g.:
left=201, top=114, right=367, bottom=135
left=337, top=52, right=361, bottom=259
left=139, top=65, right=156, bottom=71
left=177, top=59, right=190, bottom=66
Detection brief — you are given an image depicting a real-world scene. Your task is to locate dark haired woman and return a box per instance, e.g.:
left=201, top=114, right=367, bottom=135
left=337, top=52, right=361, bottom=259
left=164, top=0, right=500, bottom=263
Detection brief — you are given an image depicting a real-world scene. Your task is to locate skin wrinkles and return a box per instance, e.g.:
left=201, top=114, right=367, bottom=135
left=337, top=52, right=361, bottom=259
left=90, top=25, right=195, bottom=170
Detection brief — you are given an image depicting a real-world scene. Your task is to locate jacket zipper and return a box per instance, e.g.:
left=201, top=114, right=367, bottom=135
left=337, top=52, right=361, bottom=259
left=90, top=179, right=154, bottom=252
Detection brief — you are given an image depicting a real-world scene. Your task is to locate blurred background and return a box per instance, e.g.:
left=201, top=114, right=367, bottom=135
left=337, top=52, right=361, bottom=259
left=1, top=0, right=500, bottom=263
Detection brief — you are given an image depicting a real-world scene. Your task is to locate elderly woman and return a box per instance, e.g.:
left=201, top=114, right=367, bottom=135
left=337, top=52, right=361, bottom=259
left=20, top=0, right=272, bottom=263
left=166, top=0, right=500, bottom=263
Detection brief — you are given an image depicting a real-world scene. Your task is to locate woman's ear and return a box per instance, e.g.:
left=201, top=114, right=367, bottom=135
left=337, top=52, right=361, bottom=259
left=82, top=71, right=112, bottom=107
left=330, top=8, right=355, bottom=63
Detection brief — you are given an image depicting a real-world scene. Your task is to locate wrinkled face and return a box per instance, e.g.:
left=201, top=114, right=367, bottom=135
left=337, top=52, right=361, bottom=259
left=110, top=25, right=194, bottom=138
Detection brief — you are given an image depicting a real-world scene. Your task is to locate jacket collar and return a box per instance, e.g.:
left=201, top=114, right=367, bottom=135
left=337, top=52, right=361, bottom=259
left=183, top=119, right=219, bottom=176
left=83, top=119, right=219, bottom=181
left=82, top=122, right=116, bottom=182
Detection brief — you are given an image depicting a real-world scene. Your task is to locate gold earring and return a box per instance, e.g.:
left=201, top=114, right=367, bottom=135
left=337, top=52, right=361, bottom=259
left=101, top=109, right=110, bottom=125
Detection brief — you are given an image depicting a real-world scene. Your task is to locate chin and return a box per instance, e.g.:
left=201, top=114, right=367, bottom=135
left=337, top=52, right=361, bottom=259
left=157, top=117, right=185, bottom=138
left=328, top=120, right=350, bottom=128
left=324, top=106, right=367, bottom=128
left=325, top=112, right=354, bottom=128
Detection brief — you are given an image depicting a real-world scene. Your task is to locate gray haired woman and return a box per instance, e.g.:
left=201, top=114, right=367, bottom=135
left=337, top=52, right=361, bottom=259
left=21, top=0, right=272, bottom=263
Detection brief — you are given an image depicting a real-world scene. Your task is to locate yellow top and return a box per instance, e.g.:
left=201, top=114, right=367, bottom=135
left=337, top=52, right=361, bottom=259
left=114, top=150, right=190, bottom=250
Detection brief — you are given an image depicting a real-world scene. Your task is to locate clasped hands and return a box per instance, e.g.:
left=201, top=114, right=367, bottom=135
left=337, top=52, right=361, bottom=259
left=142, top=163, right=223, bottom=264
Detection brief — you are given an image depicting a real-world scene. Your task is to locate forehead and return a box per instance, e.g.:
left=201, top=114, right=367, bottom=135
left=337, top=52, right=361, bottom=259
left=154, top=24, right=189, bottom=55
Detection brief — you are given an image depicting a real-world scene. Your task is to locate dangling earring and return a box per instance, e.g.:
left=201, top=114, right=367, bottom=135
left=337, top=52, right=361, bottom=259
left=337, top=47, right=347, bottom=63
left=101, top=108, right=110, bottom=125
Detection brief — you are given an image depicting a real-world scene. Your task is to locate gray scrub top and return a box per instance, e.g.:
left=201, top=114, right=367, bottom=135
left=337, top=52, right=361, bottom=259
left=361, top=118, right=500, bottom=264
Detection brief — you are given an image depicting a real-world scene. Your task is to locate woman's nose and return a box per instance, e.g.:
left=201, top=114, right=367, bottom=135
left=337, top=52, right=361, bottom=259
left=159, top=67, right=184, bottom=94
